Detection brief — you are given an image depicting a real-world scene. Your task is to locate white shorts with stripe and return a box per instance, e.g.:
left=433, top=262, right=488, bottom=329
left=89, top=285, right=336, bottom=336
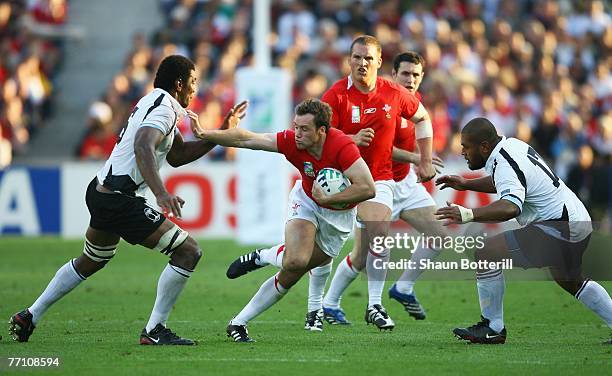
left=286, top=181, right=356, bottom=258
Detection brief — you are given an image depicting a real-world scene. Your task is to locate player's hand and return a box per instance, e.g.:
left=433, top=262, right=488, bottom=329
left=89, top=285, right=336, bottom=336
left=434, top=202, right=462, bottom=226
left=156, top=191, right=185, bottom=219
left=188, top=110, right=206, bottom=139
left=311, top=184, right=329, bottom=206
left=221, top=100, right=248, bottom=130
left=417, top=162, right=436, bottom=183
left=432, top=155, right=445, bottom=173
left=352, top=128, right=375, bottom=147
left=435, top=175, right=467, bottom=191
left=186, top=109, right=205, bottom=139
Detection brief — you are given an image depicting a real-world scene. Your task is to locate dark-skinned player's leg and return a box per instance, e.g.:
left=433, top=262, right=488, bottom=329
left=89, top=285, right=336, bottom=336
left=139, top=218, right=202, bottom=345
left=9, top=227, right=120, bottom=342
left=453, top=232, right=508, bottom=344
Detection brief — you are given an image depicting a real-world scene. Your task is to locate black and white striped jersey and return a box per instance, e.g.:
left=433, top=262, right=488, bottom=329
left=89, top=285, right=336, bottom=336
left=484, top=137, right=591, bottom=241
left=96, top=88, right=187, bottom=197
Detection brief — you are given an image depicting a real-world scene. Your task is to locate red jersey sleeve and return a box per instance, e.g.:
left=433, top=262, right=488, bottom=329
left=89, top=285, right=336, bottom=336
left=398, top=86, right=420, bottom=120
left=336, top=141, right=361, bottom=171
left=276, top=130, right=294, bottom=157
left=321, top=89, right=340, bottom=128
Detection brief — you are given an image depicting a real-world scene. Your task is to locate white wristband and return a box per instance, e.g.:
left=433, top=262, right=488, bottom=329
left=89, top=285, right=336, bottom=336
left=451, top=204, right=474, bottom=223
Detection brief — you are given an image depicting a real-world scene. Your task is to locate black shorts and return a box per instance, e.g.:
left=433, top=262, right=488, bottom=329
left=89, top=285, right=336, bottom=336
left=85, top=177, right=165, bottom=244
left=504, top=221, right=591, bottom=278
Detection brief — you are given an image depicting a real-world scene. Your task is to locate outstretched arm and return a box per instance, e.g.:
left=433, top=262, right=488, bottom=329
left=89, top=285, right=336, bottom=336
left=166, top=101, right=250, bottom=166
left=193, top=127, right=278, bottom=152
left=435, top=175, right=497, bottom=193
left=435, top=199, right=520, bottom=225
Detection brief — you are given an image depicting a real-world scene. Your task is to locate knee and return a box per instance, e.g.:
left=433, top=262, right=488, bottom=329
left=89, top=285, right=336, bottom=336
left=474, top=245, right=494, bottom=262
left=282, top=253, right=308, bottom=273
left=172, top=237, right=202, bottom=268
left=555, top=278, right=582, bottom=295
left=350, top=252, right=366, bottom=271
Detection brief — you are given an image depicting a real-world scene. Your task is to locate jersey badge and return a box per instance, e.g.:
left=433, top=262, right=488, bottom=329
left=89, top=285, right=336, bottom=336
left=291, top=201, right=301, bottom=216
left=304, top=162, right=315, bottom=177
left=383, top=104, right=392, bottom=119
left=351, top=106, right=360, bottom=123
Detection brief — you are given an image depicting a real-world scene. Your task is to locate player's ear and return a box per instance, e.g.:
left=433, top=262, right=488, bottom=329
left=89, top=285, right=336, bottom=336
left=175, top=78, right=183, bottom=92
left=480, top=141, right=492, bottom=154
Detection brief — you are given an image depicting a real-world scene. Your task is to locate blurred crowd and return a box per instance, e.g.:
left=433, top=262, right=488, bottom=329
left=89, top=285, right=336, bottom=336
left=37, top=0, right=612, bottom=222
left=0, top=0, right=67, bottom=167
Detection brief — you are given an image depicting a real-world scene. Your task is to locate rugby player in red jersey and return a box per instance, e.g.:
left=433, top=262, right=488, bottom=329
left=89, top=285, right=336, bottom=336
left=320, top=51, right=446, bottom=327
left=190, top=98, right=375, bottom=342
left=317, top=36, right=436, bottom=330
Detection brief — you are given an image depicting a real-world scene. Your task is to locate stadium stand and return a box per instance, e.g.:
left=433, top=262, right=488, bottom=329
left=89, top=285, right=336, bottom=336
left=3, top=0, right=610, bottom=222
left=0, top=0, right=68, bottom=167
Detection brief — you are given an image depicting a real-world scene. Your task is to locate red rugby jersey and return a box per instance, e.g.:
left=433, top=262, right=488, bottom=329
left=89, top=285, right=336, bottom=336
left=276, top=128, right=361, bottom=210
left=322, top=76, right=420, bottom=181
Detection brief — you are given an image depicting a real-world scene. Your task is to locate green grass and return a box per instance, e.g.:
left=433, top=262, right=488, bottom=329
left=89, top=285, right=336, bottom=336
left=0, top=237, right=610, bottom=375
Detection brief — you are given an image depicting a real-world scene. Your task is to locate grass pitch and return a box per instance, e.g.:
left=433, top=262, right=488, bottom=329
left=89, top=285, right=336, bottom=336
left=0, top=237, right=610, bottom=375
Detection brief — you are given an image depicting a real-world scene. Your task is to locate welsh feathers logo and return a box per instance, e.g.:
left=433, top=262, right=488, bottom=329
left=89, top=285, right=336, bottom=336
left=383, top=104, right=392, bottom=119
left=303, top=162, right=315, bottom=177
left=291, top=201, right=301, bottom=216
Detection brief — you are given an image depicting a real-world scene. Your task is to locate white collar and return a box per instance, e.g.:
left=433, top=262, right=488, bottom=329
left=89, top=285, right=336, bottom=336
left=347, top=75, right=353, bottom=90
left=153, top=88, right=188, bottom=117
left=485, top=136, right=506, bottom=171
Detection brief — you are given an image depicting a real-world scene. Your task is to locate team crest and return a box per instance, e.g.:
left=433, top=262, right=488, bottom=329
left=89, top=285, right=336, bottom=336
left=291, top=201, right=301, bottom=216
left=383, top=104, right=392, bottom=119
left=304, top=162, right=315, bottom=177
left=144, top=207, right=161, bottom=223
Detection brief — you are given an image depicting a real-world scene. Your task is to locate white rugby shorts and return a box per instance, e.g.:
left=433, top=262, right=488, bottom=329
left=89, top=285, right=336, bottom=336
left=391, top=168, right=436, bottom=221
left=286, top=181, right=356, bottom=258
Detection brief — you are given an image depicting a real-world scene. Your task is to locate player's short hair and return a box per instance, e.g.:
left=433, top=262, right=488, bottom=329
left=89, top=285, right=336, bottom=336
left=462, top=117, right=499, bottom=144
left=153, top=55, right=195, bottom=92
left=350, top=35, right=382, bottom=56
left=393, top=51, right=426, bottom=72
left=295, top=98, right=332, bottom=131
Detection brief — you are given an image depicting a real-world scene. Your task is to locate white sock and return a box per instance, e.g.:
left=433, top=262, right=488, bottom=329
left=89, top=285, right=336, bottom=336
left=396, top=246, right=441, bottom=294
left=231, top=273, right=288, bottom=325
left=145, top=263, right=192, bottom=333
left=323, top=255, right=359, bottom=309
left=257, top=244, right=285, bottom=268
left=476, top=269, right=505, bottom=333
left=576, top=280, right=612, bottom=328
left=28, top=259, right=86, bottom=325
left=366, top=248, right=389, bottom=307
left=308, top=262, right=332, bottom=312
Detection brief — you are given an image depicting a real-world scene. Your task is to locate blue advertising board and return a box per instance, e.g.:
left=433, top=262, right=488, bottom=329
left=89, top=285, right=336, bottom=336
left=0, top=167, right=61, bottom=235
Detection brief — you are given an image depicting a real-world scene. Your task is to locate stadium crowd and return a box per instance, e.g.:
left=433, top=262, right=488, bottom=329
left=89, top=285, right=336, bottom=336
left=2, top=0, right=610, bottom=222
left=0, top=0, right=68, bottom=167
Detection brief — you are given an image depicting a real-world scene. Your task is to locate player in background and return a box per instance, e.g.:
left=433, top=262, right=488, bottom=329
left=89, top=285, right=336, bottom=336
left=190, top=98, right=375, bottom=342
left=316, top=37, right=436, bottom=330
left=320, top=51, right=447, bottom=325
left=9, top=55, right=247, bottom=345
left=435, top=117, right=612, bottom=344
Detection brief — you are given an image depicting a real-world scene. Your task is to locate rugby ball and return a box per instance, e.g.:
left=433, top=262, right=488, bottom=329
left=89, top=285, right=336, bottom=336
left=315, top=168, right=351, bottom=208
